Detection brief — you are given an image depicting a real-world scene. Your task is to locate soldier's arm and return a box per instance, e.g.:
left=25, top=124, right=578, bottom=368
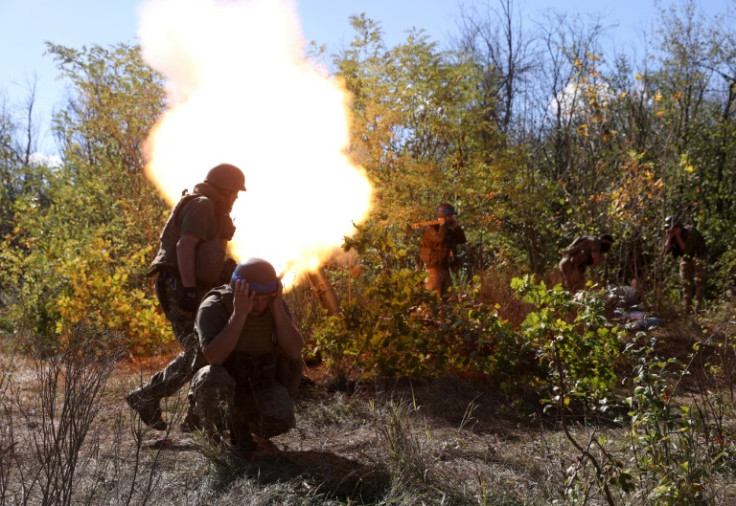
left=591, top=242, right=602, bottom=266
left=422, top=224, right=446, bottom=243
left=176, top=234, right=201, bottom=287
left=452, top=225, right=467, bottom=245
left=201, top=280, right=254, bottom=365
left=178, top=197, right=218, bottom=287
left=674, top=228, right=687, bottom=252
left=270, top=282, right=304, bottom=361
left=271, top=296, right=305, bottom=361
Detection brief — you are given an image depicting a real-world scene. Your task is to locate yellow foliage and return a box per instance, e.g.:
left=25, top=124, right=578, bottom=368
left=53, top=236, right=170, bottom=354
left=609, top=153, right=664, bottom=221
left=678, top=152, right=696, bottom=174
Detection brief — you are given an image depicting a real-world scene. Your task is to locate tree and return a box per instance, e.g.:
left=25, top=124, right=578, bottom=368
left=1, top=43, right=171, bottom=352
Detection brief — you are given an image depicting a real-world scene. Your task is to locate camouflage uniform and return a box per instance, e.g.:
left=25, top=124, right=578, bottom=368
left=127, top=182, right=236, bottom=425
left=419, top=223, right=466, bottom=297
left=604, top=285, right=643, bottom=318
left=559, top=236, right=607, bottom=292
left=189, top=285, right=302, bottom=448
left=666, top=225, right=707, bottom=312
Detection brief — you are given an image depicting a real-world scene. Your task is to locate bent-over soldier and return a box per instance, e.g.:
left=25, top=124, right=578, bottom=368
left=559, top=234, right=614, bottom=292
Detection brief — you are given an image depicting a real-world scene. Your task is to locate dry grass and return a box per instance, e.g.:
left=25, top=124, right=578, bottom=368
left=1, top=313, right=735, bottom=505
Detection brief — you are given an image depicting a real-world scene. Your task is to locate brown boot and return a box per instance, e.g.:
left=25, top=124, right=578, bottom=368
left=126, top=389, right=166, bottom=430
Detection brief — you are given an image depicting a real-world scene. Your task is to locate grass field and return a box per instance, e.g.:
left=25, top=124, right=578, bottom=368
left=1, top=313, right=735, bottom=505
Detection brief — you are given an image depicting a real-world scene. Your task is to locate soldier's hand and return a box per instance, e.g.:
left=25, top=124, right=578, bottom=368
left=233, top=279, right=256, bottom=317
left=269, top=279, right=284, bottom=312
left=180, top=287, right=199, bottom=312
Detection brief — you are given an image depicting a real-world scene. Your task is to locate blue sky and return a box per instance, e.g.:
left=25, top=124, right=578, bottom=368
left=0, top=0, right=731, bottom=155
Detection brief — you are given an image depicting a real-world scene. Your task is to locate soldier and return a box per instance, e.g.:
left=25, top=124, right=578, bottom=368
left=189, top=258, right=304, bottom=455
left=126, top=163, right=246, bottom=430
left=559, top=234, right=615, bottom=292
left=418, top=202, right=467, bottom=297
left=664, top=215, right=707, bottom=313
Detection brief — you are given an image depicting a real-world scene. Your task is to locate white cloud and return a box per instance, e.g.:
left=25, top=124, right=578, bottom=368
left=548, top=81, right=614, bottom=120
left=29, top=152, right=62, bottom=168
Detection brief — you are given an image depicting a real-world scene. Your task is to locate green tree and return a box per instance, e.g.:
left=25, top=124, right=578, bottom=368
left=1, top=43, right=170, bottom=352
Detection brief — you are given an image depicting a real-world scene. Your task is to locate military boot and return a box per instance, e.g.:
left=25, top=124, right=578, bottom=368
left=126, top=389, right=166, bottom=431
left=180, top=395, right=201, bottom=433
left=231, top=418, right=257, bottom=457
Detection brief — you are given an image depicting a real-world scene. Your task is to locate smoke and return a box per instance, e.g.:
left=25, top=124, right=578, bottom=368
left=137, top=0, right=373, bottom=284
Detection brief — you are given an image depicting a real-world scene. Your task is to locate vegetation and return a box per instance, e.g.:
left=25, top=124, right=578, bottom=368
left=1, top=0, right=735, bottom=504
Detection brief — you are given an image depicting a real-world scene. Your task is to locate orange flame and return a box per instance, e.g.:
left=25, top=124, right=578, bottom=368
left=138, top=0, right=373, bottom=287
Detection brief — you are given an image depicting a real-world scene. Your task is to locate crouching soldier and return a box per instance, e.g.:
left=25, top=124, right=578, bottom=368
left=189, top=258, right=304, bottom=455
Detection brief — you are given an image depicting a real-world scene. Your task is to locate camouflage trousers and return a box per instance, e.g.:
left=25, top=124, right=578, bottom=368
left=680, top=257, right=706, bottom=312
left=134, top=271, right=206, bottom=401
left=424, top=268, right=452, bottom=297
left=188, top=365, right=296, bottom=441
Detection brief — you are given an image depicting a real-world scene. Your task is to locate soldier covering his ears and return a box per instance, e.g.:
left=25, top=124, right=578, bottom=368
left=189, top=258, right=304, bottom=455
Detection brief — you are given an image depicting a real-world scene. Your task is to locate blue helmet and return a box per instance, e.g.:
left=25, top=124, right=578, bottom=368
left=230, top=258, right=278, bottom=294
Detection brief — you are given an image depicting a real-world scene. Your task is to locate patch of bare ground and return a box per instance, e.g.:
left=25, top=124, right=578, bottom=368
left=1, top=313, right=734, bottom=505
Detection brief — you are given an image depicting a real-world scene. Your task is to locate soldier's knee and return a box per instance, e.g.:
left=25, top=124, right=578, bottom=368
left=190, top=365, right=235, bottom=398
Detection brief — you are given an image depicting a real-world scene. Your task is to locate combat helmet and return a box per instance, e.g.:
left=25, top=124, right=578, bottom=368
left=205, top=163, right=246, bottom=192
left=230, top=258, right=279, bottom=294
left=664, top=215, right=682, bottom=229
left=436, top=202, right=456, bottom=217
left=598, top=233, right=615, bottom=253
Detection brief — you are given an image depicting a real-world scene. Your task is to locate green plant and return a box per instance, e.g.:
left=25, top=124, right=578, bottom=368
left=620, top=336, right=734, bottom=504
left=512, top=276, right=624, bottom=408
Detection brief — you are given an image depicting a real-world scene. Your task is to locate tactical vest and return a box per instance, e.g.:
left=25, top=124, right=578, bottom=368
left=563, top=237, right=594, bottom=267
left=149, top=189, right=233, bottom=285
left=420, top=226, right=458, bottom=269
left=201, top=285, right=278, bottom=389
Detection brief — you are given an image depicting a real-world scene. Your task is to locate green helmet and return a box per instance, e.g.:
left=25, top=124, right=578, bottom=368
left=205, top=163, right=246, bottom=192
left=664, top=215, right=682, bottom=229
left=230, top=258, right=278, bottom=293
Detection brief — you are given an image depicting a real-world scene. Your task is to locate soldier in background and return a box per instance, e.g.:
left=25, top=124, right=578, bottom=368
left=418, top=202, right=467, bottom=298
left=664, top=215, right=707, bottom=313
left=189, top=258, right=304, bottom=456
left=559, top=234, right=615, bottom=292
left=126, top=163, right=246, bottom=431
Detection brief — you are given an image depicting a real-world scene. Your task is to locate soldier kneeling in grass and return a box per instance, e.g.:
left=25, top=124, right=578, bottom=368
left=188, top=258, right=304, bottom=456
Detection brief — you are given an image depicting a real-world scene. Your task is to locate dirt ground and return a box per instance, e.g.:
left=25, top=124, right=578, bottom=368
left=2, top=316, right=735, bottom=504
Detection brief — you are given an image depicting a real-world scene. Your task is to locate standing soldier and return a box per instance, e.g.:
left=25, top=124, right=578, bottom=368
left=418, top=202, right=467, bottom=297
left=559, top=234, right=615, bottom=292
left=663, top=215, right=707, bottom=313
left=126, top=163, right=246, bottom=431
